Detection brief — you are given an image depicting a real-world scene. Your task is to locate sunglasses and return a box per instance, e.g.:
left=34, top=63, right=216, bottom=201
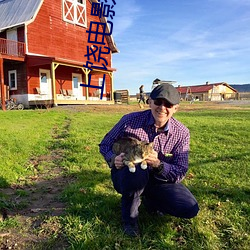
left=153, top=99, right=173, bottom=108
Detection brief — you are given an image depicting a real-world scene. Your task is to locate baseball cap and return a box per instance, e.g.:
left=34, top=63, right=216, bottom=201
left=150, top=83, right=180, bottom=105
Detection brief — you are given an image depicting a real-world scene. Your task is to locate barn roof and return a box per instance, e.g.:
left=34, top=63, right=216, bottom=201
left=89, top=0, right=118, bottom=53
left=177, top=82, right=237, bottom=94
left=0, top=0, right=42, bottom=31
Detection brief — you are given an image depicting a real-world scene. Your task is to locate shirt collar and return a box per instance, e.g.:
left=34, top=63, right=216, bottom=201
left=147, top=111, right=171, bottom=133
left=164, top=122, right=170, bottom=132
left=148, top=112, right=155, bottom=127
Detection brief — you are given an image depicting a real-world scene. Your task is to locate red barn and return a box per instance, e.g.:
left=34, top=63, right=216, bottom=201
left=177, top=82, right=238, bottom=101
left=0, top=0, right=118, bottom=109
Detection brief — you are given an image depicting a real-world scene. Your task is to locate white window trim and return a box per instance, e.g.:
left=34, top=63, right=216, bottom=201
left=8, top=70, right=17, bottom=90
left=62, top=0, right=87, bottom=27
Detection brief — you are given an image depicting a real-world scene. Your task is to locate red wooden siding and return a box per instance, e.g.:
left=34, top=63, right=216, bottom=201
left=4, top=62, right=27, bottom=95
left=17, top=27, right=25, bottom=43
left=26, top=62, right=111, bottom=98
left=26, top=64, right=48, bottom=94
left=26, top=0, right=112, bottom=68
left=54, top=66, right=85, bottom=95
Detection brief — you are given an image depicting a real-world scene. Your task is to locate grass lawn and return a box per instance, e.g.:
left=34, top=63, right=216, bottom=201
left=0, top=103, right=249, bottom=249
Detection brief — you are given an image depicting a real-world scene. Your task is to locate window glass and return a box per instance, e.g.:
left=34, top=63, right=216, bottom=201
left=41, top=73, right=47, bottom=83
left=8, top=70, right=17, bottom=90
left=10, top=74, right=15, bottom=88
left=73, top=76, right=78, bottom=88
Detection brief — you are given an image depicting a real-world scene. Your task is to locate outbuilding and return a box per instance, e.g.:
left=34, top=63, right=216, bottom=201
left=177, top=82, right=238, bottom=101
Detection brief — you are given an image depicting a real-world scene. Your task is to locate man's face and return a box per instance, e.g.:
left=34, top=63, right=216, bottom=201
left=149, top=98, right=179, bottom=126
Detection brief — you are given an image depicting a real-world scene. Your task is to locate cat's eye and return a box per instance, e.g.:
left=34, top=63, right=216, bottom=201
left=153, top=99, right=173, bottom=108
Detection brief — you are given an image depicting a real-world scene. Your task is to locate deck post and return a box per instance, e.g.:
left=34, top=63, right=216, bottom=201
left=51, top=62, right=58, bottom=106
left=82, top=67, right=90, bottom=100
left=109, top=72, right=114, bottom=101
left=0, top=58, right=5, bottom=111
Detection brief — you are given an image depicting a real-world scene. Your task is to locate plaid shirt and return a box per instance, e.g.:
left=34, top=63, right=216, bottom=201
left=99, top=109, right=190, bottom=183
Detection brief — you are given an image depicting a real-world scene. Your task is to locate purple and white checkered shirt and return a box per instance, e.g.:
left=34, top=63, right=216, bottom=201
left=99, top=109, right=190, bottom=183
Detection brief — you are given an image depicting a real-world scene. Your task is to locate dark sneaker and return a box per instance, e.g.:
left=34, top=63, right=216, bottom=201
left=123, top=223, right=140, bottom=237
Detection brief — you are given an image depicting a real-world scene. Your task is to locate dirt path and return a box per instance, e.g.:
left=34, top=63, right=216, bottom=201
left=0, top=118, right=74, bottom=249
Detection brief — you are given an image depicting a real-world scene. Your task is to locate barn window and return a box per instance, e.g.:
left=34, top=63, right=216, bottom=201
left=40, top=73, right=47, bottom=83
left=8, top=70, right=17, bottom=90
left=63, top=0, right=87, bottom=27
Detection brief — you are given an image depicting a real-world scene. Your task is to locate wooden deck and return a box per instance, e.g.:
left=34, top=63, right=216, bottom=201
left=29, top=99, right=114, bottom=107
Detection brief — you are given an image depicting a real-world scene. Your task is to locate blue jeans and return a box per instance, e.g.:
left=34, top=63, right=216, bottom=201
left=111, top=166, right=199, bottom=225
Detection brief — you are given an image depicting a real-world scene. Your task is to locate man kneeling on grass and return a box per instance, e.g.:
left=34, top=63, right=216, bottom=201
left=99, top=84, right=199, bottom=237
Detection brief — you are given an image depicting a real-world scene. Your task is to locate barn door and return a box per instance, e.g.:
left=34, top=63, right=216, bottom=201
left=6, top=29, right=18, bottom=55
left=72, top=73, right=82, bottom=98
left=39, top=69, right=52, bottom=99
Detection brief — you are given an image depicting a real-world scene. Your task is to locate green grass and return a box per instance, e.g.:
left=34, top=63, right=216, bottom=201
left=0, top=110, right=68, bottom=186
left=0, top=106, right=249, bottom=249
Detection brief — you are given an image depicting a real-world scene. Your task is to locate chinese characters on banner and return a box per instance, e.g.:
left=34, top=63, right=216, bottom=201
left=80, top=0, right=116, bottom=99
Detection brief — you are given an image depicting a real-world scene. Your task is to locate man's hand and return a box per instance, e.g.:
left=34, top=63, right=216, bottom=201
left=114, top=153, right=125, bottom=169
left=146, top=150, right=161, bottom=168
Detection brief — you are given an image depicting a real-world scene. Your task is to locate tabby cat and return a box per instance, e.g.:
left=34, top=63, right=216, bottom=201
left=112, top=137, right=154, bottom=173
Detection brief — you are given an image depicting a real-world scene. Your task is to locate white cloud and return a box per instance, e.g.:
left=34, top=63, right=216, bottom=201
left=112, top=0, right=141, bottom=37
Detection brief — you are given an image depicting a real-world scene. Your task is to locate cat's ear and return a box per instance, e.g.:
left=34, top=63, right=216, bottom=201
left=147, top=142, right=154, bottom=147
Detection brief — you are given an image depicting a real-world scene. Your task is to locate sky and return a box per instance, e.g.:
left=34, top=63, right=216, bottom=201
left=110, top=0, right=250, bottom=94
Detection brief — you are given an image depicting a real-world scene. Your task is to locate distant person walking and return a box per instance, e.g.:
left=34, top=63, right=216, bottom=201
left=138, top=85, right=146, bottom=105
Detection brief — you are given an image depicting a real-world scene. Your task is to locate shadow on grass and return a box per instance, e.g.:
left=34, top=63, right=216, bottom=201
left=0, top=177, right=9, bottom=189
left=186, top=148, right=250, bottom=249
left=190, top=151, right=249, bottom=166
left=187, top=181, right=250, bottom=249
left=189, top=180, right=250, bottom=208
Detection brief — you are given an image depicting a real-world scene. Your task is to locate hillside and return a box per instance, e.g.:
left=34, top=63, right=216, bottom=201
left=231, top=84, right=250, bottom=92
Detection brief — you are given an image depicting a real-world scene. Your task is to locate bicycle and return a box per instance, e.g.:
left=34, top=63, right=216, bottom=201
left=5, top=98, right=24, bottom=110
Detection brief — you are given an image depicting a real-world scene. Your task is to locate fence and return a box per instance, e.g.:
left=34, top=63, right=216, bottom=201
left=238, top=92, right=250, bottom=100
left=182, top=92, right=250, bottom=101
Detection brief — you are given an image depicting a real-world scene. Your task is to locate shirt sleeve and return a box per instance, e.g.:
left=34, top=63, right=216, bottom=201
left=99, top=115, right=127, bottom=165
left=153, top=128, right=190, bottom=183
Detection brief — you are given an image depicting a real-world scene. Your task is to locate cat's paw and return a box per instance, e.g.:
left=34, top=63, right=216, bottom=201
left=141, top=163, right=147, bottom=170
left=129, top=167, right=136, bottom=173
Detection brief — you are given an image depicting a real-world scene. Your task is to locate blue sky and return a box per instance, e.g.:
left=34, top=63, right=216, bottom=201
left=111, top=0, right=250, bottom=94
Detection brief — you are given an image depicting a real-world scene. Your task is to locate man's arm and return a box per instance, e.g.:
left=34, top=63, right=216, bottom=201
left=99, top=115, right=127, bottom=167
left=147, top=131, right=190, bottom=183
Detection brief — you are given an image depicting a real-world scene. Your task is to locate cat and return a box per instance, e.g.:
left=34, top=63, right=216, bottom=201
left=112, top=137, right=154, bottom=173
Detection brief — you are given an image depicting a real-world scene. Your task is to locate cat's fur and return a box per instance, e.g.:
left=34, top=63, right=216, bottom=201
left=112, top=137, right=154, bottom=173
